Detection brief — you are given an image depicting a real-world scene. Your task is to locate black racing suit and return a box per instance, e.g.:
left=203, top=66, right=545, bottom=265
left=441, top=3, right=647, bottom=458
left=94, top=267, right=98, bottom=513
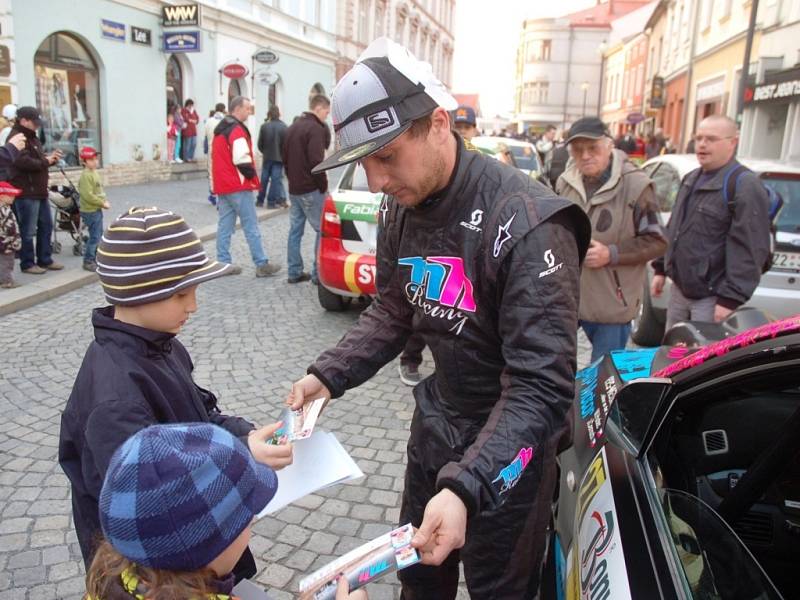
left=310, top=137, right=591, bottom=599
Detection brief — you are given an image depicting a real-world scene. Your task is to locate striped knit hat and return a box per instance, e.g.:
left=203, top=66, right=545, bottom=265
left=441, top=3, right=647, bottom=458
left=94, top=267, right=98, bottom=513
left=96, top=207, right=232, bottom=306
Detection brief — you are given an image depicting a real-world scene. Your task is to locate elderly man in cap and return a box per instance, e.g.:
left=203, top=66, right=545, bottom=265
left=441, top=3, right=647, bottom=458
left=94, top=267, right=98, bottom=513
left=8, top=106, right=63, bottom=274
left=286, top=38, right=590, bottom=599
left=556, top=117, right=666, bottom=360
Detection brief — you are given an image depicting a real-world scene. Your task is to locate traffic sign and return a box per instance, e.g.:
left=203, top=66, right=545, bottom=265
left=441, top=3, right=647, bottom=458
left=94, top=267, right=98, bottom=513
left=253, top=49, right=280, bottom=65
left=221, top=63, right=248, bottom=78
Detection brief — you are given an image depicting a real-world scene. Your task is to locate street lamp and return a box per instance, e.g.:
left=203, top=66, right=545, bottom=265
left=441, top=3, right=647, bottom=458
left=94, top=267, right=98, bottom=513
left=581, top=82, right=590, bottom=117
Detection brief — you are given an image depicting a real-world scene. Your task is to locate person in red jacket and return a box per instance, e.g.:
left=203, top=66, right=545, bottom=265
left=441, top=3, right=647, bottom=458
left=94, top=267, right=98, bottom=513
left=210, top=96, right=281, bottom=277
left=180, top=99, right=200, bottom=162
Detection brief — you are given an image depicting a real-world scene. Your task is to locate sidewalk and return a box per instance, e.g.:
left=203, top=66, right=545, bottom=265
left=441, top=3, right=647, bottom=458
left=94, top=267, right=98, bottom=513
left=0, top=178, right=287, bottom=316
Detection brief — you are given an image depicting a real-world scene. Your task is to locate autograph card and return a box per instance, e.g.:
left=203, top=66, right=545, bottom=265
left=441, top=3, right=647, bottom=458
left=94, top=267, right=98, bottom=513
left=270, top=398, right=326, bottom=444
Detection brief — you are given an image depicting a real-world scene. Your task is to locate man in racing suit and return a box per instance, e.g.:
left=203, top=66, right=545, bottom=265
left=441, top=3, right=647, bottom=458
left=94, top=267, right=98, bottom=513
left=287, top=38, right=590, bottom=599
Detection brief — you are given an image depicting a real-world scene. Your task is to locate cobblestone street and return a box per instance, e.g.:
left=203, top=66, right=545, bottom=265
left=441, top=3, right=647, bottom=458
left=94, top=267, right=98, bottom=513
left=0, top=208, right=591, bottom=599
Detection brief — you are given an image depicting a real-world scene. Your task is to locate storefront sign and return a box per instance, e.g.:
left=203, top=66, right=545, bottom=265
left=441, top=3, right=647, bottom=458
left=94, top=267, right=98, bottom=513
left=0, top=45, right=10, bottom=77
left=253, top=48, right=280, bottom=65
left=131, top=26, right=151, bottom=46
left=650, top=76, right=664, bottom=109
left=626, top=112, right=645, bottom=124
left=163, top=31, right=201, bottom=53
left=255, top=68, right=280, bottom=85
left=100, top=19, right=126, bottom=42
left=162, top=4, right=201, bottom=27
left=221, top=63, right=249, bottom=78
left=745, top=67, right=800, bottom=105
left=696, top=76, right=725, bottom=104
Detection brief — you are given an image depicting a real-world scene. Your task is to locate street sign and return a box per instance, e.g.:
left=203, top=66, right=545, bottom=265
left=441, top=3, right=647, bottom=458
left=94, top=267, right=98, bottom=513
left=131, top=26, right=151, bottom=46
left=626, top=112, right=645, bottom=124
left=650, top=76, right=664, bottom=109
left=163, top=31, right=201, bottom=53
left=100, top=19, right=126, bottom=43
left=253, top=48, right=280, bottom=65
left=221, top=63, right=249, bottom=79
left=255, top=68, right=280, bottom=85
left=162, top=4, right=201, bottom=27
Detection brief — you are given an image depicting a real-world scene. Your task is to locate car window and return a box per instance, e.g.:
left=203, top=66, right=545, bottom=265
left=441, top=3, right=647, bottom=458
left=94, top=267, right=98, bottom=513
left=508, top=145, right=540, bottom=171
left=337, top=163, right=371, bottom=192
left=649, top=163, right=681, bottom=212
left=659, top=489, right=782, bottom=599
left=762, top=175, right=800, bottom=233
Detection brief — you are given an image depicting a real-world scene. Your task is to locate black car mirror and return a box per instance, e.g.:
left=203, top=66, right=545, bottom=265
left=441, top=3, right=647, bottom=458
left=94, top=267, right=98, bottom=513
left=608, top=379, right=671, bottom=454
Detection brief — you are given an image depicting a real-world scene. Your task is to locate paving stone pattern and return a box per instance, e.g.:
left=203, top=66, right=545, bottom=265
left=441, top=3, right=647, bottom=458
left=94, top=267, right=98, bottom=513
left=0, top=207, right=591, bottom=599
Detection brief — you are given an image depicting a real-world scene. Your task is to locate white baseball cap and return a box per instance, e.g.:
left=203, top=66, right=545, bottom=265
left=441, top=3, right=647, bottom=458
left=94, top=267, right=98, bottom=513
left=312, top=37, right=457, bottom=173
left=2, top=104, right=17, bottom=120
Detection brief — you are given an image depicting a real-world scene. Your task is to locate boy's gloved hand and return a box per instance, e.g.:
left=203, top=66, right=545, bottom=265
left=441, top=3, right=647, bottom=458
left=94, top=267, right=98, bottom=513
left=248, top=422, right=293, bottom=470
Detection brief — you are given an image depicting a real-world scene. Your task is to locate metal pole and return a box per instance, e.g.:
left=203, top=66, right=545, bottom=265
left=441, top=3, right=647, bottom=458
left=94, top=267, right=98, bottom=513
left=736, top=0, right=760, bottom=125
left=583, top=88, right=587, bottom=116
left=679, top=0, right=703, bottom=150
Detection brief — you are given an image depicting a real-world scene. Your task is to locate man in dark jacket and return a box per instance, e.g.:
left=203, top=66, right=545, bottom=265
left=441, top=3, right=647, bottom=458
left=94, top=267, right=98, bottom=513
left=285, top=39, right=590, bottom=599
left=256, top=105, right=288, bottom=208
left=9, top=106, right=63, bottom=273
left=652, top=115, right=771, bottom=330
left=59, top=207, right=291, bottom=578
left=282, top=94, right=331, bottom=284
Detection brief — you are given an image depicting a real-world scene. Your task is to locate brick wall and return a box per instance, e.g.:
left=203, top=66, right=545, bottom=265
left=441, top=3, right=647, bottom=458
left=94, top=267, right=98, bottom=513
left=48, top=159, right=210, bottom=188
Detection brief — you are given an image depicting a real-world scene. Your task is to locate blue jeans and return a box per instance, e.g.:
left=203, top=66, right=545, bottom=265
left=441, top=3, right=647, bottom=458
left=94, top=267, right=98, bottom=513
left=80, top=210, right=103, bottom=263
left=580, top=320, right=632, bottom=363
left=16, top=197, right=53, bottom=270
left=184, top=135, right=197, bottom=161
left=257, top=161, right=286, bottom=206
left=216, top=190, right=267, bottom=266
left=287, top=191, right=323, bottom=280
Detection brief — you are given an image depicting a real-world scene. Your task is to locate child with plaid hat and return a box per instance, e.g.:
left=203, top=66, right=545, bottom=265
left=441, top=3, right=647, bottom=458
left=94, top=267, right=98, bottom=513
left=78, top=146, right=109, bottom=271
left=86, top=423, right=365, bottom=600
left=0, top=181, right=22, bottom=288
left=59, top=207, right=293, bottom=583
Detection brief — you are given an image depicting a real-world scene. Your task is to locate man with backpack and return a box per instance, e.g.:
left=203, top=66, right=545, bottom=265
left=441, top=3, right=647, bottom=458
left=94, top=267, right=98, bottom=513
left=651, top=115, right=773, bottom=330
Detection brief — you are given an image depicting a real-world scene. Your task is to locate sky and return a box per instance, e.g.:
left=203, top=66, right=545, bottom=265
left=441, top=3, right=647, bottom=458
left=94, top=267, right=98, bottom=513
left=452, top=0, right=597, bottom=117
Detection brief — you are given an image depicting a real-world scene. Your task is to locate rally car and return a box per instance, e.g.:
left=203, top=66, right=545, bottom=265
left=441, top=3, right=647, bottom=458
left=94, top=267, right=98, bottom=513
left=317, top=163, right=380, bottom=311
left=545, top=309, right=800, bottom=600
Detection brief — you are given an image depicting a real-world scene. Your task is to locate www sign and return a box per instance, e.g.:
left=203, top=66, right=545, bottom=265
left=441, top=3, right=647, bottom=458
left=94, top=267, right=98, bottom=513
left=162, top=4, right=201, bottom=26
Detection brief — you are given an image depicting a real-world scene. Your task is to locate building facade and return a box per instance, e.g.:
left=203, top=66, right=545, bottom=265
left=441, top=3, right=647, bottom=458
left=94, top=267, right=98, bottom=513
left=514, top=0, right=651, bottom=136
left=0, top=0, right=337, bottom=183
left=642, top=0, right=696, bottom=147
left=739, top=0, right=800, bottom=161
left=334, top=0, right=455, bottom=85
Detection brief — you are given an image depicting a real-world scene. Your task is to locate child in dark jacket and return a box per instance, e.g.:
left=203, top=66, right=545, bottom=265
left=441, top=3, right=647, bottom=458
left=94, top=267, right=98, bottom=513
left=59, top=207, right=293, bottom=580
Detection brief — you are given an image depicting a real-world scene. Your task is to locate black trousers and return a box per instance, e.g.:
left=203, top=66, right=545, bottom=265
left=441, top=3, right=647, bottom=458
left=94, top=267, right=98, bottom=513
left=400, top=333, right=426, bottom=367
left=397, top=415, right=559, bottom=599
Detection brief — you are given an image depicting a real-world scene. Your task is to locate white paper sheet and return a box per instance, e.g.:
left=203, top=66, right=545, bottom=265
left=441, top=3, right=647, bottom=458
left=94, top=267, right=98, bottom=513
left=257, top=430, right=364, bottom=517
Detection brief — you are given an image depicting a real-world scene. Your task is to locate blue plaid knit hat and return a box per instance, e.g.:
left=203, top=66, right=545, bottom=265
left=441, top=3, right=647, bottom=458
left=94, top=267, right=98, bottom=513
left=99, top=423, right=278, bottom=571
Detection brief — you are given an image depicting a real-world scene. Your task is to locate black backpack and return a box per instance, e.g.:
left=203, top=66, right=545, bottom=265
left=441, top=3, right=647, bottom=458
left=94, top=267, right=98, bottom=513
left=721, top=163, right=784, bottom=273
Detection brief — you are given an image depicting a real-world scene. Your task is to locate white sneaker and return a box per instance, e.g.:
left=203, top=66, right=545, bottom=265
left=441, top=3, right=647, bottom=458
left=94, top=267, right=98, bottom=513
left=175, top=158, right=184, bottom=163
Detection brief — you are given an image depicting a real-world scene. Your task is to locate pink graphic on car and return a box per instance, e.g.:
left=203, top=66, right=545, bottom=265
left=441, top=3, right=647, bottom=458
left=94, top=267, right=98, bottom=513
left=654, top=315, right=800, bottom=378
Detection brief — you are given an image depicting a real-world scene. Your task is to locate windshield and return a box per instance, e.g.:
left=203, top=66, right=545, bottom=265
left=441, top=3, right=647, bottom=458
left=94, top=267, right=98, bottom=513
left=509, top=145, right=540, bottom=171
left=338, top=164, right=371, bottom=192
left=660, top=489, right=782, bottom=599
left=763, top=175, right=800, bottom=233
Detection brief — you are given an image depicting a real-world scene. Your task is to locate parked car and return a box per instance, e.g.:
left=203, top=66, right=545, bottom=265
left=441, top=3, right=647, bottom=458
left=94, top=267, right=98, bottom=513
left=316, top=162, right=380, bottom=311
left=631, top=154, right=800, bottom=346
left=471, top=136, right=544, bottom=179
left=544, top=309, right=800, bottom=600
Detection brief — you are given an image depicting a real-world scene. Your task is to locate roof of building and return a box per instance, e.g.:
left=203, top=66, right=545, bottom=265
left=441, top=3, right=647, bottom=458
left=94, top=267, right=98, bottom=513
left=608, top=0, right=658, bottom=45
left=567, top=0, right=653, bottom=28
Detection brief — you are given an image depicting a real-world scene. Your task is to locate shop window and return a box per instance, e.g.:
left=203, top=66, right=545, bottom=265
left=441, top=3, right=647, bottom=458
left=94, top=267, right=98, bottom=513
left=34, top=32, right=100, bottom=167
left=228, top=78, right=244, bottom=107
left=166, top=55, right=183, bottom=110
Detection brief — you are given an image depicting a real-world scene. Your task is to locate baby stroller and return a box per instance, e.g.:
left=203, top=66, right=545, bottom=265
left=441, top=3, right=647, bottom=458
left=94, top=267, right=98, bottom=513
left=49, top=166, right=85, bottom=256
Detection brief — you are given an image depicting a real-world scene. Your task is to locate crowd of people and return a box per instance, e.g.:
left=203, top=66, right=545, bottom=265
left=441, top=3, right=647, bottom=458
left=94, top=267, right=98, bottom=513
left=0, top=33, right=774, bottom=600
